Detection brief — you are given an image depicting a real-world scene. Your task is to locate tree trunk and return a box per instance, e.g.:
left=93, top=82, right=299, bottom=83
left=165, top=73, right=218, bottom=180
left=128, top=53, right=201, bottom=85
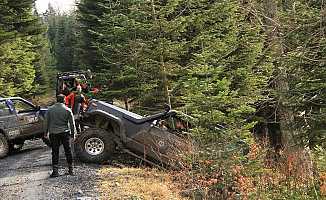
left=262, top=0, right=313, bottom=183
left=151, top=0, right=170, bottom=106
left=263, top=0, right=295, bottom=148
left=124, top=96, right=129, bottom=111
left=160, top=54, right=170, bottom=106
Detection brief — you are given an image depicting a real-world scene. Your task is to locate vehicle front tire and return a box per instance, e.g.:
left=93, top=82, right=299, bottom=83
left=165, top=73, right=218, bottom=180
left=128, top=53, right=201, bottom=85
left=74, top=128, right=115, bottom=163
left=0, top=134, right=9, bottom=158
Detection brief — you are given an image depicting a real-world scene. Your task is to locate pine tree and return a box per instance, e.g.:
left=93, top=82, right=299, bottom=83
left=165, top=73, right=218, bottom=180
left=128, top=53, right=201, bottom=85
left=0, top=38, right=36, bottom=96
left=169, top=0, right=272, bottom=140
left=75, top=0, right=272, bottom=121
left=30, top=3, right=51, bottom=95
left=44, top=4, right=78, bottom=72
left=0, top=0, right=47, bottom=97
left=275, top=1, right=326, bottom=147
left=76, top=0, right=108, bottom=70
left=249, top=0, right=326, bottom=149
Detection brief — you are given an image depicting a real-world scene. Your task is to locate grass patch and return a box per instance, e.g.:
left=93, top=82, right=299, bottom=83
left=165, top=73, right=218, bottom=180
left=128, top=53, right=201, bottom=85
left=98, top=167, right=186, bottom=200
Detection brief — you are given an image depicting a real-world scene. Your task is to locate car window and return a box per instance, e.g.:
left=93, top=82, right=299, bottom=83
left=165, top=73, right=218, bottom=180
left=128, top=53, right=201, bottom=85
left=11, top=100, right=35, bottom=113
left=0, top=101, right=11, bottom=116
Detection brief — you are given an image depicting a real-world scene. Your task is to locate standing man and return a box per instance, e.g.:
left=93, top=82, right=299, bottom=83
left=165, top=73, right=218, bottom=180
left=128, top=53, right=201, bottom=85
left=44, top=94, right=76, bottom=178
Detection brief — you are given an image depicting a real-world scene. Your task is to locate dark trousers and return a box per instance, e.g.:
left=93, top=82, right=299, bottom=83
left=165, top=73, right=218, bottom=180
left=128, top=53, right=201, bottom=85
left=49, top=132, right=73, bottom=168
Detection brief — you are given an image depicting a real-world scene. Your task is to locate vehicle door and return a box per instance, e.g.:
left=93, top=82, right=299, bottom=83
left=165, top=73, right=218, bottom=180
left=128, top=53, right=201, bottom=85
left=10, top=99, right=43, bottom=136
left=0, top=100, right=20, bottom=139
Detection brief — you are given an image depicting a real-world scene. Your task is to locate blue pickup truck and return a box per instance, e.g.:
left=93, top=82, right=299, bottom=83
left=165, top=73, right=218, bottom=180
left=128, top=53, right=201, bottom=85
left=0, top=97, right=49, bottom=158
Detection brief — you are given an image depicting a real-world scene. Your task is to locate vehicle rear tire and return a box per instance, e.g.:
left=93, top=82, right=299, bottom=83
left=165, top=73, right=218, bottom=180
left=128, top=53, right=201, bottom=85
left=0, top=134, right=9, bottom=158
left=74, top=128, right=115, bottom=163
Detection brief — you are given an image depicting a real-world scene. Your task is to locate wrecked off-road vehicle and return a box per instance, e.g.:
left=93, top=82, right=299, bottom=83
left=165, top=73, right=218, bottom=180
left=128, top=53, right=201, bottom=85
left=74, top=100, right=193, bottom=168
left=56, top=70, right=193, bottom=168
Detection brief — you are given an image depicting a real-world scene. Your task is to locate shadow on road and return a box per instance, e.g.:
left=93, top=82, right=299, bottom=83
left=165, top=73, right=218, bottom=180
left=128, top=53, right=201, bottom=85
left=8, top=146, right=46, bottom=156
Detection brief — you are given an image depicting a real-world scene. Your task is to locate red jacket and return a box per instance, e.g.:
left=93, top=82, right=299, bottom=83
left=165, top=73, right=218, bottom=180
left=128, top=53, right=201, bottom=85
left=65, top=92, right=75, bottom=109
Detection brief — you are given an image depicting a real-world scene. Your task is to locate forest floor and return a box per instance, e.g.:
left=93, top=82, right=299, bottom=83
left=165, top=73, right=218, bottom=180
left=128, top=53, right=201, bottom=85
left=0, top=140, right=185, bottom=200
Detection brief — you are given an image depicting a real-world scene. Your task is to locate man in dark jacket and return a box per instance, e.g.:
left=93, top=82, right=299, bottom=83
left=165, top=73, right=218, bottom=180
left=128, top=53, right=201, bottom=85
left=44, top=94, right=76, bottom=178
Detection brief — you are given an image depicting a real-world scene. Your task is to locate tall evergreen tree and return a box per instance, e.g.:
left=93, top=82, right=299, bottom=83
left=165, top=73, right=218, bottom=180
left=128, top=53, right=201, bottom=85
left=249, top=0, right=326, bottom=149
left=274, top=0, right=326, bottom=147
left=44, top=4, right=78, bottom=72
left=0, top=38, right=36, bottom=96
left=76, top=0, right=108, bottom=70
left=0, top=0, right=47, bottom=97
left=170, top=0, right=272, bottom=139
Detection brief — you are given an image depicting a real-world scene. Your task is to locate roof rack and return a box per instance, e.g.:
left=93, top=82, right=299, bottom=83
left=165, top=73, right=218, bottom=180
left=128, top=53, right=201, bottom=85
left=57, top=70, right=92, bottom=79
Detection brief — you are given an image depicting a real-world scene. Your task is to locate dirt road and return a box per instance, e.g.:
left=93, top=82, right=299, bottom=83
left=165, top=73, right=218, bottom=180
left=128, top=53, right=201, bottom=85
left=0, top=140, right=101, bottom=200
left=0, top=140, right=185, bottom=200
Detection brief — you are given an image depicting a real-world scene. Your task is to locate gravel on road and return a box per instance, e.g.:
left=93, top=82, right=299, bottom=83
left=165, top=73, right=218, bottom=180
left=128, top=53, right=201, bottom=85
left=0, top=140, right=186, bottom=200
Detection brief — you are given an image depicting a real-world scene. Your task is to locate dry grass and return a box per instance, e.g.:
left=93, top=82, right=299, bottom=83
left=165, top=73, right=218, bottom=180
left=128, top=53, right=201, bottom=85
left=321, top=172, right=326, bottom=196
left=97, top=167, right=186, bottom=200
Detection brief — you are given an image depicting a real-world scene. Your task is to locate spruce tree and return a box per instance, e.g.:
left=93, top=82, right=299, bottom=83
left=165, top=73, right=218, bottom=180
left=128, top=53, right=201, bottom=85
left=76, top=0, right=108, bottom=70
left=275, top=1, right=326, bottom=147
left=44, top=5, right=78, bottom=72
left=0, top=0, right=47, bottom=97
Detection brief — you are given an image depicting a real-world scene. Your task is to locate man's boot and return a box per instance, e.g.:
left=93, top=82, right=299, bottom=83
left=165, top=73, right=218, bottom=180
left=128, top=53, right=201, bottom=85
left=50, top=166, right=59, bottom=178
left=66, top=165, right=74, bottom=176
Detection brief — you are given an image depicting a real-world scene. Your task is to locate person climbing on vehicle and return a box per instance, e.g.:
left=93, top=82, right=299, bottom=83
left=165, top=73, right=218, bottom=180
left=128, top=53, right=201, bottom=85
left=61, top=82, right=70, bottom=96
left=65, top=88, right=75, bottom=109
left=44, top=94, right=77, bottom=178
left=73, top=85, right=86, bottom=114
left=73, top=85, right=86, bottom=132
left=65, top=78, right=84, bottom=109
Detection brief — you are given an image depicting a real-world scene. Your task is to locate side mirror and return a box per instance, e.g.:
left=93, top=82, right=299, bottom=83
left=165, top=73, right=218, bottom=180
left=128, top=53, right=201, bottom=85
left=36, top=105, right=41, bottom=111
